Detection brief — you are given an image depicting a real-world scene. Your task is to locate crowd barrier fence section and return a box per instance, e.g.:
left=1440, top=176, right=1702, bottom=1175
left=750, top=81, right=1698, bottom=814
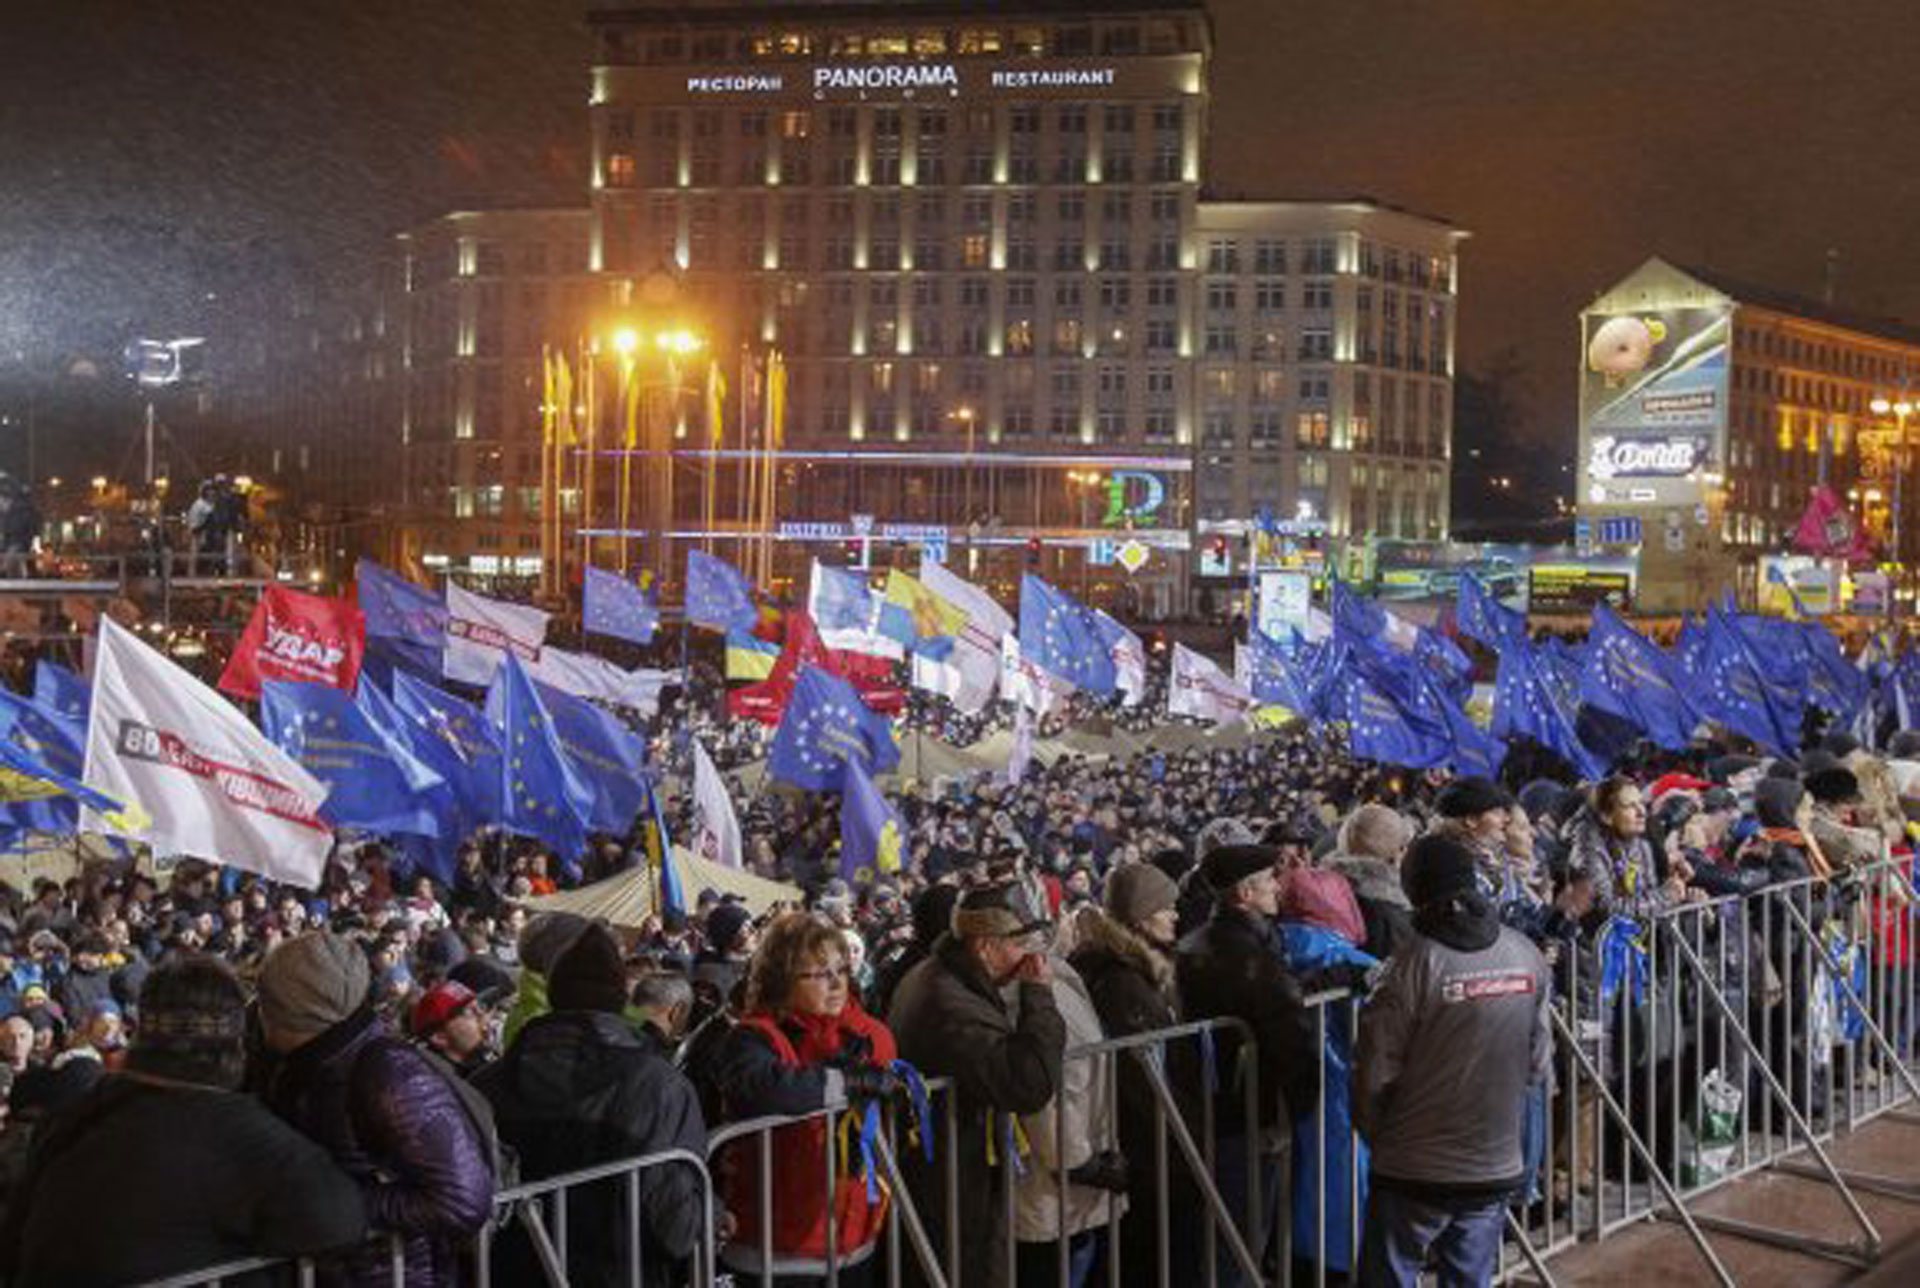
left=140, top=862, right=1920, bottom=1287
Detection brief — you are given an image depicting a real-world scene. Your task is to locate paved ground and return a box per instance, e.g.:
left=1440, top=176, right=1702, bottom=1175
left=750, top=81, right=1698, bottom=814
left=1534, top=1112, right=1920, bottom=1286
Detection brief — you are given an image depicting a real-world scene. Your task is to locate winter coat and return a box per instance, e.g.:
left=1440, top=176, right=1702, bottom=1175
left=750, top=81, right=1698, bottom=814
left=709, top=1002, right=898, bottom=1274
left=4, top=1074, right=367, bottom=1285
left=1175, top=905, right=1319, bottom=1132
left=887, top=934, right=1066, bottom=1288
left=262, top=1006, right=495, bottom=1288
left=1566, top=816, right=1672, bottom=922
left=1322, top=853, right=1413, bottom=961
left=1013, top=959, right=1124, bottom=1244
left=475, top=1010, right=707, bottom=1288
left=1068, top=911, right=1202, bottom=1288
left=1274, top=922, right=1375, bottom=1275
left=51, top=966, right=112, bottom=1026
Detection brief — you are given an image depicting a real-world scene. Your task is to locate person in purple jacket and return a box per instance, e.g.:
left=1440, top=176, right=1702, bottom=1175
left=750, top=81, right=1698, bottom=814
left=257, top=930, right=495, bottom=1287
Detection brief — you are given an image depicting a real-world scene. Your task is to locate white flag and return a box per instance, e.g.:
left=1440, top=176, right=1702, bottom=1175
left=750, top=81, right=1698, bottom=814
left=912, top=560, right=1011, bottom=713
left=83, top=618, right=332, bottom=887
left=531, top=645, right=674, bottom=714
left=1094, top=608, right=1146, bottom=707
left=445, top=583, right=550, bottom=687
left=1001, top=634, right=1069, bottom=715
left=690, top=739, right=743, bottom=869
left=1168, top=643, right=1255, bottom=725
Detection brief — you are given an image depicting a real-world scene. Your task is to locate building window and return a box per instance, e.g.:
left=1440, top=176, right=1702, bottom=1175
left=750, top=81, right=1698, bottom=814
left=1254, top=239, right=1285, bottom=274
left=1204, top=325, right=1236, bottom=356
left=1206, top=282, right=1237, bottom=312
left=1302, top=281, right=1334, bottom=312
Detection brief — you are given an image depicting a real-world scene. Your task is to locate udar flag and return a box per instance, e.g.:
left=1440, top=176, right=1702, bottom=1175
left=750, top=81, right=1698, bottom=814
left=84, top=617, right=332, bottom=888
left=218, top=585, right=366, bottom=700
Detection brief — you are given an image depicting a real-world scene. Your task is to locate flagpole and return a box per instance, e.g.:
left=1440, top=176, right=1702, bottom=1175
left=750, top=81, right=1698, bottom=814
left=581, top=338, right=598, bottom=577
left=617, top=354, right=635, bottom=576
left=539, top=346, right=554, bottom=603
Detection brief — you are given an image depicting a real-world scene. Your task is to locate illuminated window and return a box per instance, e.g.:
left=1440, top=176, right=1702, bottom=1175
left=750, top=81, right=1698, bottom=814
left=961, top=235, right=990, bottom=268
left=869, top=32, right=910, bottom=55
left=1009, top=26, right=1045, bottom=55
left=1204, top=367, right=1236, bottom=399
left=605, top=154, right=636, bottom=187
left=913, top=30, right=947, bottom=55
left=958, top=29, right=1003, bottom=54
left=780, top=110, right=810, bottom=139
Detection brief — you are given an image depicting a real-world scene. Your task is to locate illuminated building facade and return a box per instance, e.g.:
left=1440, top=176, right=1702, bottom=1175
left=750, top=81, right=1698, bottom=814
left=1578, top=257, right=1920, bottom=614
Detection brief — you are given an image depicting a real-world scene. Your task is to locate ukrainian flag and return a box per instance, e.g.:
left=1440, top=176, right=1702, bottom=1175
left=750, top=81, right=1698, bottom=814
left=877, top=569, right=969, bottom=660
left=725, top=630, right=781, bottom=681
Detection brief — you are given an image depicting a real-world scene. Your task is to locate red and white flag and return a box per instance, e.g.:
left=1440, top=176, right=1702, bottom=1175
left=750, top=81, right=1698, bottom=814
left=218, top=585, right=366, bottom=699
left=444, top=583, right=550, bottom=687
left=691, top=739, right=743, bottom=869
left=1168, top=643, right=1255, bottom=726
left=84, top=618, right=332, bottom=888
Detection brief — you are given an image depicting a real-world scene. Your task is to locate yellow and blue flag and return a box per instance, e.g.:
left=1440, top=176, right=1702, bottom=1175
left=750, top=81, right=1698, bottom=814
left=725, top=630, right=781, bottom=681
left=877, top=569, right=968, bottom=660
left=840, top=756, right=904, bottom=886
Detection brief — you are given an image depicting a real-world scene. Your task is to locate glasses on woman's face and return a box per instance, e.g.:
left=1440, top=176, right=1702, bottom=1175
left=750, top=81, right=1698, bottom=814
left=795, top=964, right=852, bottom=984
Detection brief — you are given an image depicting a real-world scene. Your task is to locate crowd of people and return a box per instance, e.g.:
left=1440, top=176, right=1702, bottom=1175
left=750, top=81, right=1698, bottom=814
left=0, top=654, right=1913, bottom=1287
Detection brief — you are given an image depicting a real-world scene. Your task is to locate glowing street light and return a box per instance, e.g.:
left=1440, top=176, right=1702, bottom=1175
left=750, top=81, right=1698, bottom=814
left=656, top=329, right=703, bottom=355
left=609, top=327, right=642, bottom=355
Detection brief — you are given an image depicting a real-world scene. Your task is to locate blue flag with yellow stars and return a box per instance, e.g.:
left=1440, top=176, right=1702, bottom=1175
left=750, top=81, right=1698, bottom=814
left=1457, top=572, right=1527, bottom=653
left=1700, top=605, right=1802, bottom=757
left=768, top=665, right=900, bottom=792
left=686, top=549, right=759, bottom=633
left=1579, top=601, right=1700, bottom=751
left=1018, top=573, right=1118, bottom=695
left=392, top=671, right=504, bottom=826
left=514, top=676, right=653, bottom=835
left=584, top=566, right=660, bottom=645
left=490, top=654, right=593, bottom=868
left=840, top=756, right=904, bottom=887
left=261, top=680, right=445, bottom=837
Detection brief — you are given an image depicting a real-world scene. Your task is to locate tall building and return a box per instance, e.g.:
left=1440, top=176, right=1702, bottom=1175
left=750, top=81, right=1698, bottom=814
left=1578, top=257, right=1920, bottom=614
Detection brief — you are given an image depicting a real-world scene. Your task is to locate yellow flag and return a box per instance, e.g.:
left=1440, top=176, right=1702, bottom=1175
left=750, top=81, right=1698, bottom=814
left=553, top=352, right=576, bottom=448
left=707, top=359, right=727, bottom=448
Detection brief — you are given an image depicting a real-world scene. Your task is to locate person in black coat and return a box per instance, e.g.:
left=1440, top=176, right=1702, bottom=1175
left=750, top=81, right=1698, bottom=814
left=1175, top=845, right=1320, bottom=1288
left=3, top=956, right=366, bottom=1285
left=1068, top=865, right=1202, bottom=1288
left=476, top=923, right=708, bottom=1288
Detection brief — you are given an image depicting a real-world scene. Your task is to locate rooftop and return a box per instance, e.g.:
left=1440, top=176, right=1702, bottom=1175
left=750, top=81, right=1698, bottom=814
left=1677, top=261, right=1920, bottom=349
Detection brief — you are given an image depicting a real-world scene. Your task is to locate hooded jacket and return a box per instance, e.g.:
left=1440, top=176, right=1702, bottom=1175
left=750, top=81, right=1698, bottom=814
left=1322, top=853, right=1413, bottom=962
left=475, top=1010, right=707, bottom=1288
left=1354, top=920, right=1549, bottom=1197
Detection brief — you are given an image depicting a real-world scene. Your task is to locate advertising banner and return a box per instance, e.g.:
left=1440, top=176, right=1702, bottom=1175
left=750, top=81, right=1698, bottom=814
left=1580, top=301, right=1731, bottom=510
left=1758, top=556, right=1840, bottom=616
left=1256, top=570, right=1313, bottom=641
left=1368, top=541, right=1637, bottom=614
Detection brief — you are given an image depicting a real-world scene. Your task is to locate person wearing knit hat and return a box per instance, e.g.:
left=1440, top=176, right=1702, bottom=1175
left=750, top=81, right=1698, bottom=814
left=257, top=932, right=496, bottom=1284
left=6, top=956, right=370, bottom=1283
left=476, top=924, right=710, bottom=1284
left=548, top=923, right=631, bottom=1015
left=410, top=981, right=493, bottom=1077
left=1104, top=862, right=1179, bottom=935
left=1354, top=833, right=1549, bottom=1288
left=1325, top=804, right=1416, bottom=960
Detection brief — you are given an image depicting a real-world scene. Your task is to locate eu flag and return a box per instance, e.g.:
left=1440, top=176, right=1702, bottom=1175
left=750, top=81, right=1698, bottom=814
left=1018, top=574, right=1118, bottom=695
left=261, top=681, right=445, bottom=838
left=1701, top=606, right=1802, bottom=756
left=1494, top=640, right=1610, bottom=779
left=840, top=756, right=905, bottom=886
left=1242, top=629, right=1312, bottom=712
left=1580, top=602, right=1700, bottom=751
left=521, top=677, right=652, bottom=834
left=1326, top=664, right=1452, bottom=769
left=1457, top=573, right=1527, bottom=652
left=391, top=670, right=504, bottom=826
left=0, top=690, right=84, bottom=781
left=491, top=654, right=592, bottom=865
left=584, top=566, right=660, bottom=645
left=358, top=677, right=467, bottom=879
left=355, top=559, right=448, bottom=677
left=768, top=665, right=900, bottom=791
left=686, top=550, right=758, bottom=632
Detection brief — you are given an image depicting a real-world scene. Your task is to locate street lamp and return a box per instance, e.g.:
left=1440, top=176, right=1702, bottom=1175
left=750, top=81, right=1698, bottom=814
left=1868, top=396, right=1915, bottom=571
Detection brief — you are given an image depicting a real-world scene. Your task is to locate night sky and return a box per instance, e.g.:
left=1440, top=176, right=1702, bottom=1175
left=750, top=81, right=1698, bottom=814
left=5, top=0, right=1920, bottom=451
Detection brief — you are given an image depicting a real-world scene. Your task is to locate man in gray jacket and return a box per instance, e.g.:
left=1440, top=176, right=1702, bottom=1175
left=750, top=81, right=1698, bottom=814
left=1353, top=833, right=1550, bottom=1288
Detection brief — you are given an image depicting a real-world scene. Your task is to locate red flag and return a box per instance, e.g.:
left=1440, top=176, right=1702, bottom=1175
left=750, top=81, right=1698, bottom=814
left=218, top=586, right=367, bottom=699
left=1791, top=485, right=1874, bottom=564
left=728, top=610, right=903, bottom=724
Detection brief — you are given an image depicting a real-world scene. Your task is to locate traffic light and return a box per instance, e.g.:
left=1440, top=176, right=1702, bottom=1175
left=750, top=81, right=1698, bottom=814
left=1210, top=534, right=1230, bottom=565
left=1025, top=536, right=1043, bottom=568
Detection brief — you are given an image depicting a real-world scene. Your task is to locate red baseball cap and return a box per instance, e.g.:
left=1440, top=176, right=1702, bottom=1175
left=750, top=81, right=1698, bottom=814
left=409, top=982, right=477, bottom=1039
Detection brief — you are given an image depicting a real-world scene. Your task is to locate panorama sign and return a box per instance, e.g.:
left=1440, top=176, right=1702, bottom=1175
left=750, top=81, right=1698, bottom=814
left=685, top=61, right=1125, bottom=100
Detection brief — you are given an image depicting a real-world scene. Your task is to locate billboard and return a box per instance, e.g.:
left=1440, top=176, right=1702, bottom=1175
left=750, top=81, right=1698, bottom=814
left=1758, top=556, right=1839, bottom=617
left=1579, top=301, right=1731, bottom=510
left=1256, top=570, right=1313, bottom=641
left=1368, top=540, right=1636, bottom=613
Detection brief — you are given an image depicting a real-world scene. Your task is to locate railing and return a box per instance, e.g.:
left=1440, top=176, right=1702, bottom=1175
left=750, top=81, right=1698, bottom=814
left=141, top=862, right=1920, bottom=1286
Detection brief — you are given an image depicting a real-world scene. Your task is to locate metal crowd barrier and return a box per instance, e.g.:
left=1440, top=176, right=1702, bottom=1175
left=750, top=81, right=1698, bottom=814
left=138, top=865, right=1920, bottom=1288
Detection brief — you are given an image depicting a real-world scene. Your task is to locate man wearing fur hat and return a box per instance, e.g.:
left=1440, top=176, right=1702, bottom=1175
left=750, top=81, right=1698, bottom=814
left=889, top=877, right=1067, bottom=1288
left=1175, top=844, right=1317, bottom=1288
left=1355, top=834, right=1549, bottom=1288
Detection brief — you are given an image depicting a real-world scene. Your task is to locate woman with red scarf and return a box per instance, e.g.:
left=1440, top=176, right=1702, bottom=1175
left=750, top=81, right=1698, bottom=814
left=711, top=913, right=900, bottom=1281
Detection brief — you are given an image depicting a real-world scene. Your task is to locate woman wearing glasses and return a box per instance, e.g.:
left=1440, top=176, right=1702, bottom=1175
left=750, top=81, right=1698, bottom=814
left=711, top=912, right=901, bottom=1283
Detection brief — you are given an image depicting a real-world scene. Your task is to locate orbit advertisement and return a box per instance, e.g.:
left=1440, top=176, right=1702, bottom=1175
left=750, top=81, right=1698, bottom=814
left=1579, top=302, right=1731, bottom=510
